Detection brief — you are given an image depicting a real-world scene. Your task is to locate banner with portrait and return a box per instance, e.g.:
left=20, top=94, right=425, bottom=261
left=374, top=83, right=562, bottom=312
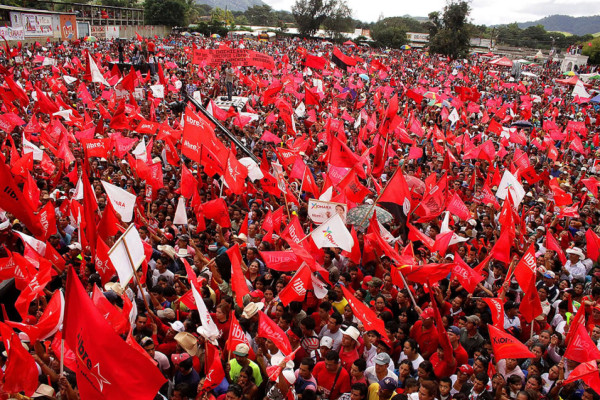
left=308, top=199, right=348, bottom=224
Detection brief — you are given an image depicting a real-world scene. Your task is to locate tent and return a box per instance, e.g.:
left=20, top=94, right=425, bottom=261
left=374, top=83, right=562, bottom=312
left=555, top=76, right=581, bottom=86
left=343, top=40, right=356, bottom=47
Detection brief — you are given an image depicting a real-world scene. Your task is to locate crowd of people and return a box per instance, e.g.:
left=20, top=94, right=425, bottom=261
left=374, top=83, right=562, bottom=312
left=0, top=29, right=600, bottom=400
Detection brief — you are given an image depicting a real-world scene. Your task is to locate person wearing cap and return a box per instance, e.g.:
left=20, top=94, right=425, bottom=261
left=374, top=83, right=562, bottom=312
left=318, top=313, right=344, bottom=352
left=228, top=343, right=263, bottom=387
left=175, top=234, right=196, bottom=258
left=367, top=376, right=398, bottom=400
left=364, top=352, right=398, bottom=385
left=537, top=271, right=559, bottom=304
left=339, top=325, right=360, bottom=372
left=459, top=315, right=484, bottom=358
left=409, top=308, right=440, bottom=360
left=313, top=350, right=351, bottom=400
left=562, top=247, right=586, bottom=282
left=172, top=352, right=200, bottom=397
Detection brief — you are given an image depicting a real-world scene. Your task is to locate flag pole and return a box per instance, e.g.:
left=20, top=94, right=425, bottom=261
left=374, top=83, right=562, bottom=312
left=60, top=338, right=65, bottom=375
left=397, top=269, right=419, bottom=310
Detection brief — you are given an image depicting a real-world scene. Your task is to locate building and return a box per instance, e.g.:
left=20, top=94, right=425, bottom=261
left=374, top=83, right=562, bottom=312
left=0, top=4, right=78, bottom=42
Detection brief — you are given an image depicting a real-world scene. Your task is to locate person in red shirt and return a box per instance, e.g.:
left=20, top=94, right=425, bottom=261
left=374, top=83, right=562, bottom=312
left=409, top=307, right=439, bottom=359
left=430, top=344, right=457, bottom=379
left=339, top=326, right=360, bottom=372
left=447, top=326, right=469, bottom=367
left=313, top=350, right=352, bottom=400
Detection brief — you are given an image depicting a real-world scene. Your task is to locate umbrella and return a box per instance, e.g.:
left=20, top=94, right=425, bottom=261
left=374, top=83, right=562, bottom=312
left=563, top=71, right=577, bottom=76
left=85, top=36, right=97, bottom=43
left=588, top=74, right=600, bottom=80
left=347, top=205, right=393, bottom=230
left=405, top=175, right=426, bottom=195
left=211, top=34, right=221, bottom=38
left=400, top=45, right=411, bottom=50
left=359, top=73, right=370, bottom=82
left=591, top=94, right=600, bottom=103
left=511, top=120, right=533, bottom=128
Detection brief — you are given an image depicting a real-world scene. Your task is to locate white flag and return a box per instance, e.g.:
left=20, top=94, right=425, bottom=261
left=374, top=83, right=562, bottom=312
left=448, top=108, right=460, bottom=124
left=496, top=170, right=525, bottom=207
left=440, top=212, right=469, bottom=246
left=22, top=135, right=43, bottom=161
left=73, top=178, right=84, bottom=201
left=190, top=277, right=220, bottom=343
left=108, top=225, right=146, bottom=287
left=132, top=137, right=147, bottom=160
left=101, top=180, right=137, bottom=222
left=295, top=102, right=306, bottom=118
left=88, top=52, right=109, bottom=86
left=239, top=157, right=264, bottom=182
left=311, top=273, right=328, bottom=299
left=310, top=214, right=354, bottom=252
left=150, top=84, right=164, bottom=99
left=173, top=196, right=188, bottom=225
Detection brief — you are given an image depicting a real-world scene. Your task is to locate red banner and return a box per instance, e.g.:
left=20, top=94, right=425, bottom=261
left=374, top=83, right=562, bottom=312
left=192, top=49, right=275, bottom=69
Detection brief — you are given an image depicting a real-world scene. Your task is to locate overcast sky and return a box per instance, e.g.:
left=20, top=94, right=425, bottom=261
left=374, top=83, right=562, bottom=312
left=263, top=0, right=600, bottom=26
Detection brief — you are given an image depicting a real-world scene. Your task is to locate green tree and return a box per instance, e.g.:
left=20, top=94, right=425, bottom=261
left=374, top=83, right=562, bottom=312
left=426, top=0, right=471, bottom=59
left=211, top=7, right=235, bottom=27
left=144, top=0, right=188, bottom=26
left=292, top=0, right=340, bottom=36
left=371, top=19, right=408, bottom=49
left=245, top=5, right=276, bottom=26
left=583, top=37, right=600, bottom=65
left=322, top=0, right=353, bottom=38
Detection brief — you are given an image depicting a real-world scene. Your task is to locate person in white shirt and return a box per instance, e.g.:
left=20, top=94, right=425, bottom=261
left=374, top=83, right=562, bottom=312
left=318, top=313, right=344, bottom=352
left=561, top=247, right=587, bottom=282
left=364, top=353, right=398, bottom=385
left=503, top=301, right=521, bottom=335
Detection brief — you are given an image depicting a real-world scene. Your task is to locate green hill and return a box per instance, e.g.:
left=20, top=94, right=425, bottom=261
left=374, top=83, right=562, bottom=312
left=518, top=15, right=600, bottom=36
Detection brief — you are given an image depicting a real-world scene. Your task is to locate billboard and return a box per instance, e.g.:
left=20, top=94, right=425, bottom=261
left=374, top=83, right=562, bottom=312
left=22, top=13, right=54, bottom=37
left=59, top=15, right=77, bottom=41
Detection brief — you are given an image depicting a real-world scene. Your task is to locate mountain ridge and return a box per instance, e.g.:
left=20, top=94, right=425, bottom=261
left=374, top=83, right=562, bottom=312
left=194, top=0, right=267, bottom=12
left=516, top=14, right=600, bottom=36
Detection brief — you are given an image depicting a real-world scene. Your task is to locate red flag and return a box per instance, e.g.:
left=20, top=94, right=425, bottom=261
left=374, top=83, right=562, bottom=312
left=447, top=193, right=471, bottom=221
left=483, top=298, right=505, bottom=328
left=452, top=253, right=484, bottom=293
left=546, top=231, right=567, bottom=264
left=95, top=237, right=117, bottom=285
left=341, top=226, right=362, bottom=265
left=63, top=267, right=166, bottom=399
left=0, top=158, right=45, bottom=237
left=91, top=285, right=129, bottom=335
left=279, top=264, right=312, bottom=306
left=1, top=323, right=39, bottom=396
left=519, top=278, right=543, bottom=323
left=563, top=360, right=600, bottom=395
left=82, top=171, right=98, bottom=258
left=488, top=324, right=535, bottom=360
left=328, top=136, right=361, bottom=168
left=341, top=285, right=389, bottom=343
left=39, top=200, right=57, bottom=240
left=226, top=311, right=252, bottom=353
left=258, top=311, right=292, bottom=355
left=228, top=244, right=249, bottom=308
left=513, top=244, right=537, bottom=289
left=564, top=324, right=600, bottom=363
left=201, top=342, right=226, bottom=393
left=202, top=198, right=231, bottom=228
left=586, top=229, right=600, bottom=262
left=223, top=151, right=248, bottom=194
left=378, top=170, right=411, bottom=219
left=14, top=258, right=52, bottom=319
left=97, top=199, right=122, bottom=240
left=7, top=290, right=64, bottom=343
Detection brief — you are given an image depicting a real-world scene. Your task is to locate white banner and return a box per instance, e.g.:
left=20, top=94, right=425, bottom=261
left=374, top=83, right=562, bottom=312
left=22, top=13, right=53, bottom=37
left=308, top=199, right=347, bottom=224
left=108, top=225, right=146, bottom=287
left=0, top=26, right=24, bottom=41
